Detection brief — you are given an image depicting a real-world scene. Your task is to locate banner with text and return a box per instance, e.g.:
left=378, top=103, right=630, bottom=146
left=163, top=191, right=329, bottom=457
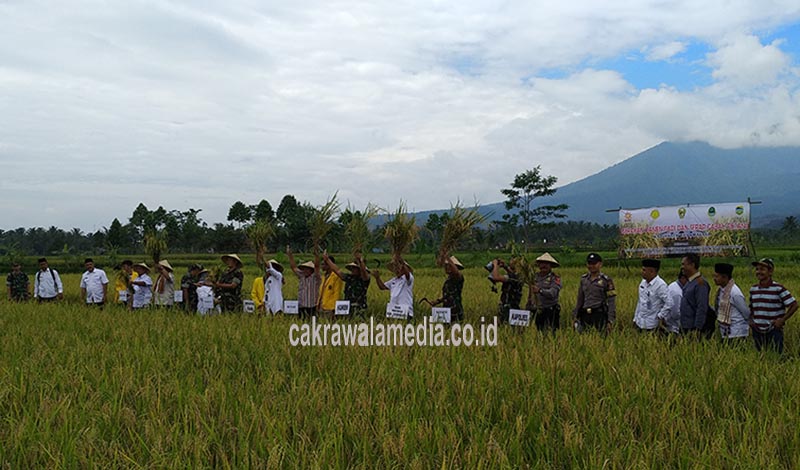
left=619, top=202, right=750, bottom=258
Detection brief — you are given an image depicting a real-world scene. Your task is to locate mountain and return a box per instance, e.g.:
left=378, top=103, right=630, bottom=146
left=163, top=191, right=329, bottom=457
left=414, top=141, right=800, bottom=228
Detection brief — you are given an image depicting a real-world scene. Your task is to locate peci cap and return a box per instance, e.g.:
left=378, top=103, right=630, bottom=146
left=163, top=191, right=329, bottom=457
left=641, top=259, right=661, bottom=269
left=714, top=263, right=734, bottom=277
left=586, top=253, right=602, bottom=264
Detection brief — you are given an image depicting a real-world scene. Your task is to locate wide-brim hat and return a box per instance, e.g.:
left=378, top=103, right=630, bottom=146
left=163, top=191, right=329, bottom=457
left=298, top=261, right=315, bottom=270
left=536, top=252, right=560, bottom=267
left=133, top=262, right=150, bottom=272
left=267, top=259, right=284, bottom=272
left=345, top=262, right=370, bottom=273
left=158, top=259, right=174, bottom=272
left=221, top=254, right=243, bottom=267
left=448, top=256, right=464, bottom=270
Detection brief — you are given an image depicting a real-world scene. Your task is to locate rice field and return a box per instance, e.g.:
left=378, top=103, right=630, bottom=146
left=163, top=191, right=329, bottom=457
left=1, top=252, right=799, bottom=467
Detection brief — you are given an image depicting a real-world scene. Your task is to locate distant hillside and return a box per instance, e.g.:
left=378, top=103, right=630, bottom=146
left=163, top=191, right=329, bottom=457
left=410, top=141, right=800, bottom=228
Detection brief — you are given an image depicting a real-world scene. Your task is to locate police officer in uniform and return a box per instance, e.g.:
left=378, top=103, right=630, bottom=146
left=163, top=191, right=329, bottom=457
left=573, top=253, right=617, bottom=333
left=526, top=252, right=562, bottom=332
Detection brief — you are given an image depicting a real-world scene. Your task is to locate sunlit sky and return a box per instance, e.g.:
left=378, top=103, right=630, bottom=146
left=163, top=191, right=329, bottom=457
left=1, top=1, right=799, bottom=231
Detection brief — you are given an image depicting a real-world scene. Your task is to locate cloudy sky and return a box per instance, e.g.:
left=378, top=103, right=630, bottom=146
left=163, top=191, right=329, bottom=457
left=1, top=0, right=799, bottom=231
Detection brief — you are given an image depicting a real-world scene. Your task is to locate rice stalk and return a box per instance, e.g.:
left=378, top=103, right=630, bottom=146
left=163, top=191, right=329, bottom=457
left=383, top=202, right=419, bottom=262
left=345, top=203, right=379, bottom=258
left=437, top=202, right=487, bottom=266
left=309, top=192, right=341, bottom=255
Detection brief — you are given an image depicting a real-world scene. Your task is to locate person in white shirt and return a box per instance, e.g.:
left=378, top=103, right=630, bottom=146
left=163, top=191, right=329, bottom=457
left=34, top=257, right=63, bottom=302
left=130, top=262, right=153, bottom=310
left=80, top=258, right=109, bottom=306
left=663, top=270, right=687, bottom=335
left=262, top=259, right=284, bottom=315
left=373, top=259, right=415, bottom=318
left=633, top=259, right=672, bottom=333
left=712, top=263, right=750, bottom=342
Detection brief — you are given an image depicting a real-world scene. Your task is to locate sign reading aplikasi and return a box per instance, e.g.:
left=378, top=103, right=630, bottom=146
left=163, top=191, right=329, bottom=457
left=619, top=202, right=751, bottom=258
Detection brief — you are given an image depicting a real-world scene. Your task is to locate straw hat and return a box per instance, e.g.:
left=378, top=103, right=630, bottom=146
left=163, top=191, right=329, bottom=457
left=158, top=259, right=174, bottom=272
left=535, top=252, right=560, bottom=267
left=133, top=262, right=150, bottom=272
left=298, top=261, right=315, bottom=270
left=221, top=254, right=243, bottom=268
left=448, top=256, right=464, bottom=270
left=345, top=262, right=370, bottom=273
left=267, top=259, right=284, bottom=273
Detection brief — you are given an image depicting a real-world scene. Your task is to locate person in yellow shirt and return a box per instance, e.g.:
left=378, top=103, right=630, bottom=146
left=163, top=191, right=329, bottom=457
left=251, top=272, right=265, bottom=311
left=114, top=260, right=138, bottom=306
left=318, top=252, right=344, bottom=316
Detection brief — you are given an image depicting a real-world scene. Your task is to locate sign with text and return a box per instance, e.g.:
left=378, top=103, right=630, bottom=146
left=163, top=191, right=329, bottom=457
left=118, top=290, right=128, bottom=303
left=619, top=202, right=751, bottom=258
left=430, top=307, right=452, bottom=324
left=283, top=300, right=299, bottom=315
left=335, top=300, right=351, bottom=316
left=386, top=303, right=411, bottom=320
left=509, top=309, right=531, bottom=327
left=243, top=300, right=255, bottom=313
left=173, top=290, right=183, bottom=303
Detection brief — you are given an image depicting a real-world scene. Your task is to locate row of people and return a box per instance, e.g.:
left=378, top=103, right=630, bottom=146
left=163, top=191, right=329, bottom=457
left=7, top=252, right=797, bottom=354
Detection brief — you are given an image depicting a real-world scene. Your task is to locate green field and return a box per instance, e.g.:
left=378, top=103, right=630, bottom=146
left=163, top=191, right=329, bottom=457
left=2, top=253, right=800, bottom=467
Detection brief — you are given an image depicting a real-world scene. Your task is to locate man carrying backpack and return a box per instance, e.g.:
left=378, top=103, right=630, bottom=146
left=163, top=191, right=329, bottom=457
left=33, top=258, right=63, bottom=303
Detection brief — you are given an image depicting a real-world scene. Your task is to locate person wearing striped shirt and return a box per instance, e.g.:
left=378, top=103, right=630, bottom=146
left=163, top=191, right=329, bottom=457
left=749, top=258, right=798, bottom=354
left=288, top=246, right=321, bottom=320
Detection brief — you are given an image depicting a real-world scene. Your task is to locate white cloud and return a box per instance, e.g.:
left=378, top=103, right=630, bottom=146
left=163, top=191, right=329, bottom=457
left=0, top=1, right=799, bottom=229
left=645, top=41, right=687, bottom=61
left=707, top=34, right=791, bottom=87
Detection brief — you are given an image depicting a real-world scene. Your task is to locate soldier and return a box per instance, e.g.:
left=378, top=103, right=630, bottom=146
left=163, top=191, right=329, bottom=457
left=181, top=264, right=204, bottom=312
left=573, top=253, right=617, bottom=333
left=526, top=253, right=562, bottom=332
left=6, top=262, right=30, bottom=302
left=428, top=256, right=465, bottom=322
left=216, top=254, right=244, bottom=313
left=323, top=252, right=370, bottom=319
left=490, top=257, right=523, bottom=324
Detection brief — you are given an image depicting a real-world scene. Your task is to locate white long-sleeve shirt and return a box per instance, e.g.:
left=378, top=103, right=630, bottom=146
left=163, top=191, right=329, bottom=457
left=716, top=282, right=750, bottom=339
left=634, top=275, right=672, bottom=330
left=263, top=266, right=284, bottom=314
left=34, top=268, right=63, bottom=299
left=663, top=281, right=684, bottom=334
left=132, top=273, right=153, bottom=309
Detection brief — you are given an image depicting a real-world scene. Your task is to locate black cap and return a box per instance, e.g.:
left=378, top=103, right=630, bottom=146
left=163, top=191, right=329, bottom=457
left=189, top=263, right=203, bottom=271
left=714, top=263, right=734, bottom=277
left=586, top=253, right=602, bottom=264
left=642, top=259, right=661, bottom=269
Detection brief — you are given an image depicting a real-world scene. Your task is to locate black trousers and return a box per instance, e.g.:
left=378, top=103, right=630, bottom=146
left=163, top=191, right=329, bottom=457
left=577, top=307, right=607, bottom=332
left=534, top=305, right=561, bottom=331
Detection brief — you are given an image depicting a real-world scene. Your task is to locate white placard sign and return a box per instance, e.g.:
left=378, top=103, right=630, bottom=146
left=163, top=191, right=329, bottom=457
left=283, top=300, right=299, bottom=315
left=430, top=307, right=451, bottom=324
left=173, top=290, right=183, bottom=303
left=118, top=290, right=128, bottom=302
left=509, top=309, right=531, bottom=327
left=243, top=300, right=255, bottom=313
left=335, top=300, right=351, bottom=316
left=386, top=303, right=410, bottom=320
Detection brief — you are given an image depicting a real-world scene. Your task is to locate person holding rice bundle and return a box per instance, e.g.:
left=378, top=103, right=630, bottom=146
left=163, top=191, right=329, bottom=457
left=526, top=253, right=562, bottom=332
left=318, top=253, right=344, bottom=317
left=323, top=251, right=370, bottom=319
left=216, top=254, right=244, bottom=313
left=428, top=256, right=465, bottom=322
left=262, top=259, right=285, bottom=315
left=288, top=246, right=321, bottom=319
left=490, top=257, right=523, bottom=324
left=373, top=258, right=415, bottom=318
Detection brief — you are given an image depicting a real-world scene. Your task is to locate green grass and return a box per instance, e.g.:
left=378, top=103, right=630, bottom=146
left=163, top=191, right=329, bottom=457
left=1, top=253, right=799, bottom=467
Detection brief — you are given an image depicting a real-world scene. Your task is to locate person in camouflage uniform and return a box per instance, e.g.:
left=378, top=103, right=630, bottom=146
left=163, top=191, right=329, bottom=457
left=216, top=254, right=244, bottom=313
left=324, top=252, right=370, bottom=318
left=430, top=256, right=465, bottom=322
left=490, top=257, right=523, bottom=323
left=6, top=262, right=30, bottom=302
